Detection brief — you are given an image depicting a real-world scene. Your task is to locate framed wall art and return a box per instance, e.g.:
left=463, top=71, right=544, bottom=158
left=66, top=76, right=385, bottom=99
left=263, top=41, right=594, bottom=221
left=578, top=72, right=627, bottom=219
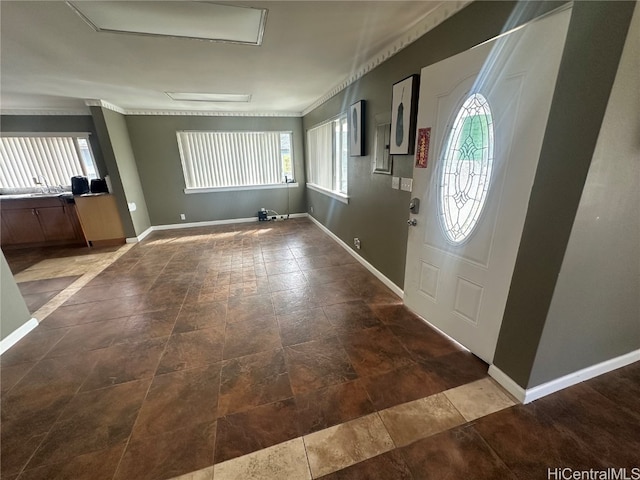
left=390, top=74, right=420, bottom=155
left=349, top=100, right=365, bottom=156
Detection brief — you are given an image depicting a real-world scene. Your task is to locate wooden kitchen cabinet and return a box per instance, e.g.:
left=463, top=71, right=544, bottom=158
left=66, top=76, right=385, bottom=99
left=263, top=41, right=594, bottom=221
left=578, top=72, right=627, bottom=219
left=0, top=195, right=85, bottom=247
left=73, top=194, right=125, bottom=245
left=37, top=206, right=79, bottom=241
left=2, top=208, right=46, bottom=244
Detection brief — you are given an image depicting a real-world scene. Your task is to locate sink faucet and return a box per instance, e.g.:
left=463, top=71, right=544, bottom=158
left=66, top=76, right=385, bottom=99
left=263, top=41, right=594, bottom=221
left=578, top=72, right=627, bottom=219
left=33, top=175, right=51, bottom=193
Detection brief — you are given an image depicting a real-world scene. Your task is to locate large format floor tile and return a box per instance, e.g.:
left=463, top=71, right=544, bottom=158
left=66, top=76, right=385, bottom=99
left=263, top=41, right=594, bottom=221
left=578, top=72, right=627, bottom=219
left=303, top=413, right=395, bottom=478
left=3, top=219, right=636, bottom=480
left=214, top=438, right=311, bottom=480
left=377, top=393, right=466, bottom=447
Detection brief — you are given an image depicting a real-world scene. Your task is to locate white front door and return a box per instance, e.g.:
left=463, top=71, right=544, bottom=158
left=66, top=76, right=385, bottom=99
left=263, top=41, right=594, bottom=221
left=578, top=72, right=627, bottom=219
left=403, top=7, right=571, bottom=363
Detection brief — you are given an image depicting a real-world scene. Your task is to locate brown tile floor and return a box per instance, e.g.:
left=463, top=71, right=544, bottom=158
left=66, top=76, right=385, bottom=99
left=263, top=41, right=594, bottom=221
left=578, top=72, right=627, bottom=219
left=16, top=276, right=81, bottom=313
left=4, top=244, right=121, bottom=276
left=1, top=218, right=638, bottom=480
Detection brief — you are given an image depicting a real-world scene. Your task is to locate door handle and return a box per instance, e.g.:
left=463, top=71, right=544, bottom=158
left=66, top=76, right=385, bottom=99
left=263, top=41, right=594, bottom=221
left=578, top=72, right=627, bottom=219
left=407, top=218, right=417, bottom=226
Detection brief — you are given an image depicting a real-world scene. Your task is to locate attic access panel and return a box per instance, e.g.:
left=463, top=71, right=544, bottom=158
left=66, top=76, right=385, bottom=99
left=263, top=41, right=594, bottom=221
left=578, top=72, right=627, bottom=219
left=67, top=1, right=267, bottom=45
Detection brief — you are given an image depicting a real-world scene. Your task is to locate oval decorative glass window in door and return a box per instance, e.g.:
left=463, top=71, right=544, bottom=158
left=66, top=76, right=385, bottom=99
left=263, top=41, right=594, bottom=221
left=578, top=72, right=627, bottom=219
left=438, top=93, right=494, bottom=244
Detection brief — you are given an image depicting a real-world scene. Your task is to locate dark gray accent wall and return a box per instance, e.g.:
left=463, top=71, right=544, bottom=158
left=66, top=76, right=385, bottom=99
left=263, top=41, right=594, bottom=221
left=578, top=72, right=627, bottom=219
left=0, top=115, right=107, bottom=178
left=1, top=251, right=31, bottom=341
left=302, top=1, right=565, bottom=289
left=91, top=108, right=151, bottom=237
left=527, top=2, right=640, bottom=387
left=492, top=1, right=637, bottom=388
left=91, top=107, right=150, bottom=238
left=124, top=115, right=305, bottom=225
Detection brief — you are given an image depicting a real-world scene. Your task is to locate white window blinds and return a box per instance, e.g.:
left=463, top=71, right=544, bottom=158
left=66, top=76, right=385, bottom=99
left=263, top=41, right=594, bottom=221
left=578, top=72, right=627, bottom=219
left=0, top=135, right=93, bottom=189
left=177, top=131, right=289, bottom=189
left=306, top=122, right=333, bottom=190
left=306, top=114, right=348, bottom=196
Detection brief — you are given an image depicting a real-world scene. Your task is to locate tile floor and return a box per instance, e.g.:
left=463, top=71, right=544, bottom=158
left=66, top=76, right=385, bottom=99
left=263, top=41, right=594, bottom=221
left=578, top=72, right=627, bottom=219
left=1, top=218, right=638, bottom=480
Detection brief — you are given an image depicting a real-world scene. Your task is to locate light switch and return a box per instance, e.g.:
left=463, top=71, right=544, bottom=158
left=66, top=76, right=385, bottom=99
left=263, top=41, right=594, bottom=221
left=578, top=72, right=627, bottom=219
left=391, top=176, right=400, bottom=189
left=127, top=202, right=137, bottom=212
left=400, top=178, right=413, bottom=192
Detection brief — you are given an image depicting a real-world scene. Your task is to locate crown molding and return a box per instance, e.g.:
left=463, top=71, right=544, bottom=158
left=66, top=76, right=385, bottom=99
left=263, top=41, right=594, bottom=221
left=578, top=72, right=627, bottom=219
left=86, top=100, right=302, bottom=117
left=0, top=108, right=91, bottom=116
left=1, top=104, right=301, bottom=118
left=84, top=99, right=127, bottom=114
left=123, top=110, right=301, bottom=117
left=301, top=0, right=472, bottom=116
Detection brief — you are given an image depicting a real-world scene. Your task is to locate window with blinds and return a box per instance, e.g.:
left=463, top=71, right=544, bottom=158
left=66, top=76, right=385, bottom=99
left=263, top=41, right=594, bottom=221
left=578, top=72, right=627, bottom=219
left=177, top=131, right=294, bottom=191
left=306, top=114, right=348, bottom=199
left=0, top=134, right=98, bottom=191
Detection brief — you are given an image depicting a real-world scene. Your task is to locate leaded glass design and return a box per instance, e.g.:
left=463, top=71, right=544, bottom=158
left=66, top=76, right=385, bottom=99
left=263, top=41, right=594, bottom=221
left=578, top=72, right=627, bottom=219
left=438, top=93, right=494, bottom=244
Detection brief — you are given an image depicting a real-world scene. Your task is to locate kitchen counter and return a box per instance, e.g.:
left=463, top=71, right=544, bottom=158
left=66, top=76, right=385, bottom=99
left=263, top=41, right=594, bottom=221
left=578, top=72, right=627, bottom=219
left=0, top=192, right=73, bottom=200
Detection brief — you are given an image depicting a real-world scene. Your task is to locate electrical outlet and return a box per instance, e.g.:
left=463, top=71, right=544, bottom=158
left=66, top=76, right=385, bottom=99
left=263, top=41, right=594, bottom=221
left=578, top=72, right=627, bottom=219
left=180, top=213, right=186, bottom=220
left=391, top=177, right=400, bottom=189
left=354, top=237, right=361, bottom=250
left=310, top=206, right=314, bottom=214
left=400, top=177, right=413, bottom=192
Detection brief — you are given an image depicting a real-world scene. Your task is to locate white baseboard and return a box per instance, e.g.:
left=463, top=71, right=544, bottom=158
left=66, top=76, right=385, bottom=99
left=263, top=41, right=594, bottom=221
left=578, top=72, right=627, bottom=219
left=126, top=225, right=154, bottom=243
left=489, top=348, right=640, bottom=404
left=151, top=213, right=308, bottom=232
left=307, top=215, right=403, bottom=299
left=0, top=318, right=39, bottom=355
left=487, top=365, right=527, bottom=403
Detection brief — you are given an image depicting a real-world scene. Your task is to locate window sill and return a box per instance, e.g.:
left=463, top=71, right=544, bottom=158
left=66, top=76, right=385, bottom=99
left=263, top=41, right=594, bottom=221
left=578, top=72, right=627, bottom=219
left=306, top=183, right=349, bottom=204
left=185, top=183, right=298, bottom=194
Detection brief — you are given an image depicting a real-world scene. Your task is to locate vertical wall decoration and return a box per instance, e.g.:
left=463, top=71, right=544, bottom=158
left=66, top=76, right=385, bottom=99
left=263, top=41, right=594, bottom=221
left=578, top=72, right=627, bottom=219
left=390, top=74, right=420, bottom=155
left=349, top=100, right=365, bottom=156
left=373, top=122, right=392, bottom=174
left=415, top=127, right=431, bottom=168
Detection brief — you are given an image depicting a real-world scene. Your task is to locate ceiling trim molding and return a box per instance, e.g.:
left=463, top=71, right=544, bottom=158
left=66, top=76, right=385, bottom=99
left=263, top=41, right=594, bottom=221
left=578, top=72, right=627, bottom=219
left=84, top=99, right=127, bottom=114
left=0, top=108, right=91, bottom=116
left=301, top=0, right=472, bottom=116
left=123, top=110, right=302, bottom=117
left=1, top=104, right=301, bottom=118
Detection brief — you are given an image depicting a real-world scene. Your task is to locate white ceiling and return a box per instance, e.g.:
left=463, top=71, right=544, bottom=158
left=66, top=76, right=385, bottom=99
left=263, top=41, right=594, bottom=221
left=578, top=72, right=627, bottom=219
left=0, top=1, right=469, bottom=116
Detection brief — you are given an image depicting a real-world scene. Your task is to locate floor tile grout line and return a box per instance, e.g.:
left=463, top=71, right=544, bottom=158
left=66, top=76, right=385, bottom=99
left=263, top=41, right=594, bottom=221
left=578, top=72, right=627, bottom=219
left=442, top=388, right=474, bottom=423
left=300, top=436, right=315, bottom=480
left=374, top=409, right=400, bottom=451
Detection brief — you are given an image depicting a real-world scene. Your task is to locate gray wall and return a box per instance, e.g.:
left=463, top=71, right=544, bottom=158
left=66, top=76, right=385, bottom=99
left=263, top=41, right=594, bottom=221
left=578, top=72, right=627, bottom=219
left=492, top=1, right=637, bottom=388
left=527, top=3, right=640, bottom=387
left=302, top=1, right=565, bottom=289
left=1, top=251, right=31, bottom=341
left=125, top=115, right=306, bottom=225
left=0, top=115, right=107, bottom=178
left=91, top=107, right=151, bottom=237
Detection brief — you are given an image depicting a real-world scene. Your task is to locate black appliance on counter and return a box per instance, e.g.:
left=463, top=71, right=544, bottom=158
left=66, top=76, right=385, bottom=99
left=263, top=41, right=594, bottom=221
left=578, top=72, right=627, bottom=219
left=90, top=178, right=108, bottom=193
left=71, top=176, right=90, bottom=195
